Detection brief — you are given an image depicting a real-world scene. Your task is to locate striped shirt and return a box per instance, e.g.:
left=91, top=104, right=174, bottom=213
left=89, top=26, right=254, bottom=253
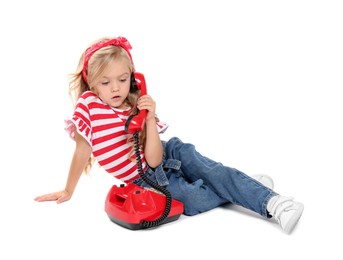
left=65, top=91, right=168, bottom=183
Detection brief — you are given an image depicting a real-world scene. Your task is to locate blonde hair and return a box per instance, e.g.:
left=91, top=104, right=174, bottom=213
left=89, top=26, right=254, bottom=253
left=68, top=37, right=145, bottom=174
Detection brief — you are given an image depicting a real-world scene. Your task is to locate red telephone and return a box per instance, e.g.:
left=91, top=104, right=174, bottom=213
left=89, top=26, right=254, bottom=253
left=125, top=72, right=147, bottom=134
left=105, top=72, right=184, bottom=230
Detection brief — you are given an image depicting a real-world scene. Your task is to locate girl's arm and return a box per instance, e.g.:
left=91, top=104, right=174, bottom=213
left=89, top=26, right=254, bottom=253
left=34, top=130, right=92, bottom=203
left=138, top=95, right=163, bottom=168
left=144, top=116, right=163, bottom=168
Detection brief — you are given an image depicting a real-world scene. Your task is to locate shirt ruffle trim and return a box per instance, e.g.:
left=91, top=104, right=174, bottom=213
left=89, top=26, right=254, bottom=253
left=64, top=117, right=92, bottom=146
left=157, top=121, right=169, bottom=134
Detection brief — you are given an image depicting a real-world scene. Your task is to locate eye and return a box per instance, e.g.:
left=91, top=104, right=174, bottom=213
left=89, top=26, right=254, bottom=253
left=119, top=78, right=128, bottom=83
left=101, top=81, right=109, bottom=86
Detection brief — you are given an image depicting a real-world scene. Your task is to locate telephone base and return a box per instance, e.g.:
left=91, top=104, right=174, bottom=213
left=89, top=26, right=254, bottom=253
left=105, top=183, right=184, bottom=230
left=107, top=213, right=182, bottom=230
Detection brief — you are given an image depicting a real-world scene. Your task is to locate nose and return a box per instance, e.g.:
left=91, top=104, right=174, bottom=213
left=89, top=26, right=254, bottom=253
left=111, top=83, right=119, bottom=92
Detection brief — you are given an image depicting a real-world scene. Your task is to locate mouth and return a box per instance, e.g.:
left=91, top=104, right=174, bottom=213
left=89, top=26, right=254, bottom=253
left=112, top=95, right=120, bottom=100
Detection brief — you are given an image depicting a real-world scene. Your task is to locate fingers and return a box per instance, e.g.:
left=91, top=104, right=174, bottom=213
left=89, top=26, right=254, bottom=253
left=34, top=191, right=70, bottom=203
left=137, top=95, right=156, bottom=112
left=34, top=193, right=57, bottom=202
left=137, top=95, right=153, bottom=106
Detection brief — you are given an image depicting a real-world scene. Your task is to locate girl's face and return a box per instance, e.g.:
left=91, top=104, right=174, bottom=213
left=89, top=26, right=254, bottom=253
left=92, top=59, right=131, bottom=109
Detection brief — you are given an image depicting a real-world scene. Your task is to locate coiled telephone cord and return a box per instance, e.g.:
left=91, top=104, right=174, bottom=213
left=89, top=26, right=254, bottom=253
left=133, top=131, right=172, bottom=228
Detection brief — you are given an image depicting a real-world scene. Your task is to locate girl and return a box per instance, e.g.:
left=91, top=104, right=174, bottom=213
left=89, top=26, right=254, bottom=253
left=34, top=36, right=304, bottom=234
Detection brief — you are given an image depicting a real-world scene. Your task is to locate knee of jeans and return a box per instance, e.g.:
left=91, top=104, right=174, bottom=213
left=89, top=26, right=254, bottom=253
left=169, top=178, right=218, bottom=216
left=166, top=137, right=195, bottom=159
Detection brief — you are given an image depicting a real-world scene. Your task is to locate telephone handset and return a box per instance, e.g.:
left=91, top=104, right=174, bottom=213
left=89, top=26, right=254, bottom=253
left=125, top=72, right=147, bottom=134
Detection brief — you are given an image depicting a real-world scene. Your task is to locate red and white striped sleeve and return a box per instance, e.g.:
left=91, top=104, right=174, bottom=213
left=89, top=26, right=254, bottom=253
left=64, top=92, right=94, bottom=146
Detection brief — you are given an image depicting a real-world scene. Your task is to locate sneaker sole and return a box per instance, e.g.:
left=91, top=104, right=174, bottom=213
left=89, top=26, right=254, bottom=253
left=284, top=204, right=304, bottom=234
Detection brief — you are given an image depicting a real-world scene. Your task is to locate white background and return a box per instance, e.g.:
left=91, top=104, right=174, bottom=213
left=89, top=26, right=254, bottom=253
left=1, top=0, right=342, bottom=259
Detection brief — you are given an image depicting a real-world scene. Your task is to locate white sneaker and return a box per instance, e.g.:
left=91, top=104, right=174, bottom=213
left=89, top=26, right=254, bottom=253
left=252, top=174, right=274, bottom=190
left=267, top=195, right=304, bottom=234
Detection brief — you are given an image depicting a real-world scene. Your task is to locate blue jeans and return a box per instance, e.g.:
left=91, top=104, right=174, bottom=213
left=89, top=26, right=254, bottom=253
left=132, top=137, right=277, bottom=218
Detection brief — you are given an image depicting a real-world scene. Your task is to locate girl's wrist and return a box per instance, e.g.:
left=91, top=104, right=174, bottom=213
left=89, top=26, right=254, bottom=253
left=146, top=114, right=158, bottom=122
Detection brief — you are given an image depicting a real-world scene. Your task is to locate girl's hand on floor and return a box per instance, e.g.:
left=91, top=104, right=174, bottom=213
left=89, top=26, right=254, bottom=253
left=34, top=190, right=72, bottom=204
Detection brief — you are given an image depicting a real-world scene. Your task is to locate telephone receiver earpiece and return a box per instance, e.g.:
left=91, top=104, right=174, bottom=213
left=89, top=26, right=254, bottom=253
left=130, top=73, right=138, bottom=92
left=125, top=72, right=147, bottom=134
left=130, top=72, right=147, bottom=95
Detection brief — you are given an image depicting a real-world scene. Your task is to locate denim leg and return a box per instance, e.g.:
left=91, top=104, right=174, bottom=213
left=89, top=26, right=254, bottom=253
left=163, top=137, right=278, bottom=217
left=166, top=171, right=227, bottom=216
